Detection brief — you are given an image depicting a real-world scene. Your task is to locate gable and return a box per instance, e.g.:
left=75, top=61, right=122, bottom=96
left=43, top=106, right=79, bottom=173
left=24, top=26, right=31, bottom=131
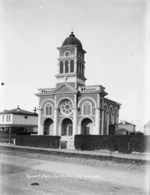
left=52, top=83, right=77, bottom=94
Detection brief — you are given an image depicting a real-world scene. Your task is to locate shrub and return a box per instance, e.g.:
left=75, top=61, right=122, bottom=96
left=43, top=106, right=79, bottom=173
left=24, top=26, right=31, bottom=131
left=75, top=135, right=150, bottom=153
left=16, top=135, right=60, bottom=149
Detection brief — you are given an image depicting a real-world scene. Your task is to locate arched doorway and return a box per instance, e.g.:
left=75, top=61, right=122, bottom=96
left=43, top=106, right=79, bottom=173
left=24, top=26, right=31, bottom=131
left=44, top=118, right=54, bottom=135
left=61, top=118, right=73, bottom=136
left=109, top=124, right=117, bottom=135
left=109, top=124, right=115, bottom=135
left=81, top=118, right=93, bottom=135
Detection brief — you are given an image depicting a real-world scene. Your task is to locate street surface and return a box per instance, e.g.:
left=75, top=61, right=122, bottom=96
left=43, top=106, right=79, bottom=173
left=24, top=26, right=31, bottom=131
left=0, top=150, right=149, bottom=195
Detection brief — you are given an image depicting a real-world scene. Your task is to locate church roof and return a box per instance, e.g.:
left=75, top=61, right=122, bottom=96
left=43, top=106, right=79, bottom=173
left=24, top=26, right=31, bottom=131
left=62, top=32, right=83, bottom=52
left=119, top=121, right=135, bottom=126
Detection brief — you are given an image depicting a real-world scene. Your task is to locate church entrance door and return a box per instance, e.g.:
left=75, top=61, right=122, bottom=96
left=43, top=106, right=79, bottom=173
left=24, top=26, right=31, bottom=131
left=61, top=118, right=73, bottom=149
left=61, top=118, right=73, bottom=136
left=109, top=124, right=117, bottom=135
left=44, top=118, right=54, bottom=135
left=81, top=118, right=93, bottom=135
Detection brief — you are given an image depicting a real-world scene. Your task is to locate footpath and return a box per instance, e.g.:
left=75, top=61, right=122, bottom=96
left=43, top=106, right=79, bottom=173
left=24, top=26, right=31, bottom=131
left=0, top=143, right=150, bottom=164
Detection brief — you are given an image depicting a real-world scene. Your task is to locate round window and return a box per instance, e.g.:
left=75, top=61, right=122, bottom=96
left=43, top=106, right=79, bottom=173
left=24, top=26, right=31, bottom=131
left=60, top=100, right=73, bottom=115
left=65, top=52, right=69, bottom=57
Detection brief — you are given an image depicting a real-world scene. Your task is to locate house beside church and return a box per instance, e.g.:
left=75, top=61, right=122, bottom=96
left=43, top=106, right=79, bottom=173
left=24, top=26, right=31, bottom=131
left=0, top=106, right=38, bottom=133
left=117, top=120, right=136, bottom=135
left=35, top=32, right=121, bottom=146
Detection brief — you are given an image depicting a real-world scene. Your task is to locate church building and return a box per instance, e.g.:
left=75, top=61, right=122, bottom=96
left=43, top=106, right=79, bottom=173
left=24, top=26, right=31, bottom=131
left=36, top=32, right=121, bottom=145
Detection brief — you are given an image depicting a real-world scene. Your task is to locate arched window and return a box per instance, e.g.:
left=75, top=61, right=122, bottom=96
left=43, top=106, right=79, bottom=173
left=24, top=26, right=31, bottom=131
left=82, top=102, right=92, bottom=115
left=65, top=61, right=69, bottom=73
left=45, top=104, right=53, bottom=115
left=104, top=106, right=107, bottom=122
left=82, top=65, right=84, bottom=76
left=103, top=105, right=108, bottom=135
left=77, top=61, right=80, bottom=74
left=109, top=108, right=112, bottom=124
left=60, top=61, right=63, bottom=73
left=80, top=62, right=82, bottom=75
left=114, top=110, right=118, bottom=123
left=70, top=60, right=74, bottom=72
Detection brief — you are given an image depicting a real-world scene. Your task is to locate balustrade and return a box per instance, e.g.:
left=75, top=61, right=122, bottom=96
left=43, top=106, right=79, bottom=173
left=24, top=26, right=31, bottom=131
left=38, top=88, right=54, bottom=94
left=78, top=85, right=103, bottom=92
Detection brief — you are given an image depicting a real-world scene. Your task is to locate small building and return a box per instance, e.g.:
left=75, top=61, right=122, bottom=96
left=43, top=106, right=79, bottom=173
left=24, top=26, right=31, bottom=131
left=115, top=128, right=129, bottom=135
left=118, top=120, right=136, bottom=134
left=0, top=106, right=38, bottom=134
left=144, top=121, right=150, bottom=135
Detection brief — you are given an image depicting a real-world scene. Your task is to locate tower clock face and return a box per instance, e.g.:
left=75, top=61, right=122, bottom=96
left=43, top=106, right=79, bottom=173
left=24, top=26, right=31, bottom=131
left=60, top=100, right=73, bottom=115
left=65, top=52, right=69, bottom=57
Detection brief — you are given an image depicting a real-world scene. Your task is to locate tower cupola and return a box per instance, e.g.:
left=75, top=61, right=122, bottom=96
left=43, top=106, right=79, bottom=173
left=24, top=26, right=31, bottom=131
left=56, top=32, right=86, bottom=88
left=62, top=32, right=83, bottom=52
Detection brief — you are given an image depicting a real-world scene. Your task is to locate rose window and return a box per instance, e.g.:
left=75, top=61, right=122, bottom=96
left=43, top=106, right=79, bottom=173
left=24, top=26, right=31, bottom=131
left=60, top=100, right=73, bottom=115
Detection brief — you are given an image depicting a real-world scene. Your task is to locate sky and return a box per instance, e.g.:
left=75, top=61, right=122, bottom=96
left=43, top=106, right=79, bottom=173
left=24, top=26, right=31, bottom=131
left=0, top=0, right=150, bottom=131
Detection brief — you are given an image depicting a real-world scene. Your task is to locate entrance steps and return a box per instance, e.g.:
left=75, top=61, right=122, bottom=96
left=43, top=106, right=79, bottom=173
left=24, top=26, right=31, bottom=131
left=60, top=136, right=75, bottom=150
left=67, top=140, right=75, bottom=150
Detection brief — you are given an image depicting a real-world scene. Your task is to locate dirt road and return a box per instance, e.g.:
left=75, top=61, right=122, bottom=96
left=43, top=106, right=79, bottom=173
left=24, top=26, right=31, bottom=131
left=0, top=150, right=149, bottom=195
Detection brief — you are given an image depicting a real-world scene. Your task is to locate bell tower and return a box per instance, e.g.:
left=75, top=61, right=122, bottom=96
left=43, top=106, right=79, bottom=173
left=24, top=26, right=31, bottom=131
left=55, top=32, right=86, bottom=88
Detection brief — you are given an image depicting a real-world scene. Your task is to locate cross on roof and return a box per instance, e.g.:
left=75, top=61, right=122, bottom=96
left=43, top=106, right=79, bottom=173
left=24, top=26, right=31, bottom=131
left=65, top=77, right=68, bottom=82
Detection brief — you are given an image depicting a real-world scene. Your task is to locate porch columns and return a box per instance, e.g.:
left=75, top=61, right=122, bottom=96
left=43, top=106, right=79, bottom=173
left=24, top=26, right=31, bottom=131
left=95, top=108, right=100, bottom=135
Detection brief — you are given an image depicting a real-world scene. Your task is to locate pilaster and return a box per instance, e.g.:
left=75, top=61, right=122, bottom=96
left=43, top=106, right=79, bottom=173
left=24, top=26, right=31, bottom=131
left=73, top=107, right=78, bottom=136
left=77, top=124, right=81, bottom=134
left=38, top=108, right=43, bottom=135
left=95, top=108, right=100, bottom=135
left=57, top=62, right=59, bottom=74
left=107, top=113, right=109, bottom=135
left=73, top=94, right=78, bottom=136
left=53, top=96, right=58, bottom=135
left=101, top=110, right=104, bottom=135
left=95, top=94, right=100, bottom=135
left=75, top=47, right=77, bottom=73
left=53, top=108, right=58, bottom=135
